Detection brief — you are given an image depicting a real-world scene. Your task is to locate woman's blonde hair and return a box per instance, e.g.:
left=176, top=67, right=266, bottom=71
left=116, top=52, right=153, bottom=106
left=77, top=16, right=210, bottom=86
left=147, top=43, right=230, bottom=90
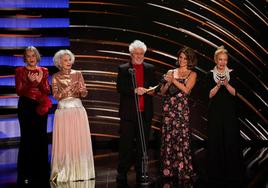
left=214, top=45, right=228, bottom=62
left=53, top=49, right=75, bottom=69
left=23, top=46, right=41, bottom=63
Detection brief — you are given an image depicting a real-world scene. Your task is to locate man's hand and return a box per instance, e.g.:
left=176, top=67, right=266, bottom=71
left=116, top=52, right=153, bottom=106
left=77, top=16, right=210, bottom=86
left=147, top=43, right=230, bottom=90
left=145, top=86, right=158, bottom=95
left=135, top=87, right=147, bottom=95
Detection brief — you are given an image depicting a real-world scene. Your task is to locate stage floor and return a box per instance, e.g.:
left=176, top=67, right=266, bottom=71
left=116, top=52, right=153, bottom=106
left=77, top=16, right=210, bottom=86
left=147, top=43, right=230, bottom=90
left=0, top=143, right=267, bottom=188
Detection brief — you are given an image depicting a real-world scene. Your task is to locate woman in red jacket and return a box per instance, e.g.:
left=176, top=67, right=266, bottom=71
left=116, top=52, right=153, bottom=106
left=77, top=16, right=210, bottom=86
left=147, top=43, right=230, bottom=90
left=15, top=46, right=51, bottom=185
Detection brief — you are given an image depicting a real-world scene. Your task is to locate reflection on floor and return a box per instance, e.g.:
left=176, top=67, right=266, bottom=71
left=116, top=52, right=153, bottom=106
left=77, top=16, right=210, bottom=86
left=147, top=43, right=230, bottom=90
left=0, top=143, right=268, bottom=188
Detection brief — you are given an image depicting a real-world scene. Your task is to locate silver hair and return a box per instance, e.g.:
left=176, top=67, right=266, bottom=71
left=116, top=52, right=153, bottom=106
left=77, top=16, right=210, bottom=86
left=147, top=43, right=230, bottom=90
left=53, top=49, right=75, bottom=69
left=129, top=40, right=147, bottom=53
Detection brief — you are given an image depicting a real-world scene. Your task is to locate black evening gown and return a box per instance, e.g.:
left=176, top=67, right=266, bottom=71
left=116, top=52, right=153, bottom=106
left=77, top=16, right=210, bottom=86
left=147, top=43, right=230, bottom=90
left=207, top=71, right=243, bottom=184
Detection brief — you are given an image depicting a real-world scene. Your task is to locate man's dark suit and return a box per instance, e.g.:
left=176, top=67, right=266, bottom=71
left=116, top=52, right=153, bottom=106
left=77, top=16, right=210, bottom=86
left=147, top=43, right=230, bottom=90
left=116, top=61, right=155, bottom=183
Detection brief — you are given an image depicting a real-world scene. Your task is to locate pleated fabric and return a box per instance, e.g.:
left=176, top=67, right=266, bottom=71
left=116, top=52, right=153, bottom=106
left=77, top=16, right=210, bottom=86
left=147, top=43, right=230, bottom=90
left=50, top=97, right=95, bottom=182
left=50, top=180, right=95, bottom=188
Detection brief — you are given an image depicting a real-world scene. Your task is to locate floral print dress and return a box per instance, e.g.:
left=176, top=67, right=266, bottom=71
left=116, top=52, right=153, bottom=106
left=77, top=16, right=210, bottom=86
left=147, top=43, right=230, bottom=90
left=160, top=78, right=194, bottom=179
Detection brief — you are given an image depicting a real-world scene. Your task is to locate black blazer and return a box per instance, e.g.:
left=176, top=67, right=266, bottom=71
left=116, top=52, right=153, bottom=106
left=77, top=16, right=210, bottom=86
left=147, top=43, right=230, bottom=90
left=116, top=62, right=155, bottom=123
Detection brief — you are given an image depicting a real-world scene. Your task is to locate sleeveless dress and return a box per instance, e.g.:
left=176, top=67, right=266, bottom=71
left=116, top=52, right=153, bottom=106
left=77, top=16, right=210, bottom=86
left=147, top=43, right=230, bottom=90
left=160, top=73, right=195, bottom=179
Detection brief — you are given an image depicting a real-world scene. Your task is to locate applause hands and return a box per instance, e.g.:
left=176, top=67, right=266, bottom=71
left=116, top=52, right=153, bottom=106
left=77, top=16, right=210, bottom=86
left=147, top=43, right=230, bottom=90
left=145, top=72, right=174, bottom=95
left=27, top=69, right=43, bottom=83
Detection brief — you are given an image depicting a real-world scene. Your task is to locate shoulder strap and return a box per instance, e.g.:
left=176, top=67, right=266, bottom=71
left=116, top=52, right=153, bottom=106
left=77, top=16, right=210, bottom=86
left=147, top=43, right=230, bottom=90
left=186, top=71, right=192, bottom=79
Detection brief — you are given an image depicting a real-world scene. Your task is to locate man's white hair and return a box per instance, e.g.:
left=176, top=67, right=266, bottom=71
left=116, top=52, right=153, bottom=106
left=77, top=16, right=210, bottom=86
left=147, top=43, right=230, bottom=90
left=129, top=40, right=147, bottom=53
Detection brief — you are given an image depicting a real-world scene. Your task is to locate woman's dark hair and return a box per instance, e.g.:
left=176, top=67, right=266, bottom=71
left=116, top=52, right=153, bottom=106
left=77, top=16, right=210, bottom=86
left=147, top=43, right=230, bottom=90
left=176, top=47, right=197, bottom=70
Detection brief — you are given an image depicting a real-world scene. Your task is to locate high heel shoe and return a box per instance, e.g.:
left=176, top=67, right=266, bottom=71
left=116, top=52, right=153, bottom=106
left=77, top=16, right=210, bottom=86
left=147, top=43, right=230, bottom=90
left=50, top=173, right=58, bottom=182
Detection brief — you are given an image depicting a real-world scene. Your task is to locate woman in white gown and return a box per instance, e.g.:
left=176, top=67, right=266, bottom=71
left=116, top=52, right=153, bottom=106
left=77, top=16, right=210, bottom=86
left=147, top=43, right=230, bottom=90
left=50, top=49, right=95, bottom=182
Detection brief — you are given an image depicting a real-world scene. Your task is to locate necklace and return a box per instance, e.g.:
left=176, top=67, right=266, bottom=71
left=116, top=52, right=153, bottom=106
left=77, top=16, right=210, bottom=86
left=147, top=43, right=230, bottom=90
left=216, top=71, right=226, bottom=82
left=211, top=66, right=232, bottom=84
left=175, top=68, right=190, bottom=79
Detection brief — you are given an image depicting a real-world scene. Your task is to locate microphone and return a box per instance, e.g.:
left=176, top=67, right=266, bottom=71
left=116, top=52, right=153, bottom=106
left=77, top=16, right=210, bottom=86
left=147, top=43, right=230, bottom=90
left=128, top=68, right=136, bottom=74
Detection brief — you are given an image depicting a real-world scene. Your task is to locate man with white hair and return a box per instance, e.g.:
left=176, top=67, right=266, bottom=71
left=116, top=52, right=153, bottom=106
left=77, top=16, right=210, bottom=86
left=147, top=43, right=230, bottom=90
left=116, top=40, right=156, bottom=187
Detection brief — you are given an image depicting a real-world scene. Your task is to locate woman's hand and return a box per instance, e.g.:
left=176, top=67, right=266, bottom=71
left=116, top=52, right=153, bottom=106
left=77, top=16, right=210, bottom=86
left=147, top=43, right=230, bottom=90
left=69, top=81, right=79, bottom=94
left=216, top=80, right=222, bottom=88
left=78, top=82, right=86, bottom=93
left=209, top=80, right=221, bottom=98
left=35, top=69, right=43, bottom=83
left=223, top=78, right=229, bottom=87
left=223, top=78, right=236, bottom=96
left=27, top=70, right=43, bottom=83
left=164, top=72, right=174, bottom=84
left=28, top=72, right=38, bottom=82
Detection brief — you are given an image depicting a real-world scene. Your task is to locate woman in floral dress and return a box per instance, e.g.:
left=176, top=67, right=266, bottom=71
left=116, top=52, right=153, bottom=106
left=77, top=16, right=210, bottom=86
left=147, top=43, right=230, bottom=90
left=160, top=47, right=197, bottom=181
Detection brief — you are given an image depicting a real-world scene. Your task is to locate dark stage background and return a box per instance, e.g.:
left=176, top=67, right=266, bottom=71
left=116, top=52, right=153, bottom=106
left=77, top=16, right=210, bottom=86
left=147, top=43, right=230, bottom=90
left=0, top=0, right=267, bottom=147
left=0, top=1, right=267, bottom=187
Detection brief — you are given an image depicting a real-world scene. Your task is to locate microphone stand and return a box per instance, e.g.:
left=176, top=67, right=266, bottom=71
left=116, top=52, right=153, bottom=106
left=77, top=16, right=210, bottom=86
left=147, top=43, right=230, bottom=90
left=129, top=68, right=149, bottom=186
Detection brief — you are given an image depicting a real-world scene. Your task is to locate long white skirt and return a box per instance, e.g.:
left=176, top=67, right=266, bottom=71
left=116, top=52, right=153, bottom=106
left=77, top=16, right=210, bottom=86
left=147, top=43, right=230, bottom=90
left=50, top=97, right=95, bottom=182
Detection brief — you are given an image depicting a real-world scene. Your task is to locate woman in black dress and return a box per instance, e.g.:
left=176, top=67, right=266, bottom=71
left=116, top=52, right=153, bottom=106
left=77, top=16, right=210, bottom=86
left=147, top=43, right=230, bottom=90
left=207, top=46, right=243, bottom=186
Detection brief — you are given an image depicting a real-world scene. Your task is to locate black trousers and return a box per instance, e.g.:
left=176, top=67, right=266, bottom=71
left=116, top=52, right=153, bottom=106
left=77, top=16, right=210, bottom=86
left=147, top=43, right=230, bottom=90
left=117, top=114, right=151, bottom=178
left=17, top=96, right=49, bottom=183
